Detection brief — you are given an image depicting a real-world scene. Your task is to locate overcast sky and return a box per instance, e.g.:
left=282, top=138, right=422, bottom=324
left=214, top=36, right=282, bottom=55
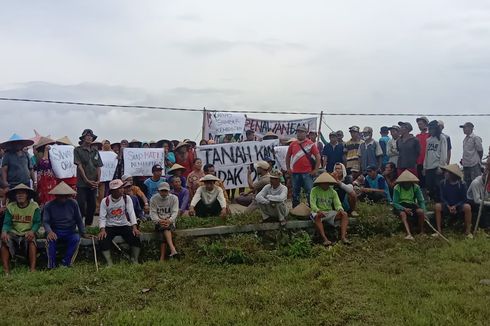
left=1, top=1, right=490, bottom=160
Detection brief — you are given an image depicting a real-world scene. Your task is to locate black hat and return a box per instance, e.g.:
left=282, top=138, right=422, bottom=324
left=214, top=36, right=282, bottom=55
left=79, top=129, right=97, bottom=141
left=152, top=164, right=163, bottom=172
left=398, top=121, right=413, bottom=132
left=380, top=126, right=389, bottom=133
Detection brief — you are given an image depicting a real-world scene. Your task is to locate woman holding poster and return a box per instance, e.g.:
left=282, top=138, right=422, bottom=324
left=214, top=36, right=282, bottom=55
left=33, top=137, right=58, bottom=206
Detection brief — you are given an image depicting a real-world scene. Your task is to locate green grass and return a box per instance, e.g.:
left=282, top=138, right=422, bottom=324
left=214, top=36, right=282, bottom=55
left=1, top=229, right=490, bottom=325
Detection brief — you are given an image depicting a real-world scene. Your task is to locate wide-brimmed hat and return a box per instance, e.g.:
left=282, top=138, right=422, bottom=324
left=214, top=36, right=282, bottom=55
left=121, top=174, right=132, bottom=182
left=34, top=136, right=56, bottom=150
left=183, top=139, right=197, bottom=146
left=56, top=136, right=74, bottom=146
left=109, top=179, right=125, bottom=190
left=156, top=139, right=170, bottom=148
left=269, top=170, right=283, bottom=179
left=129, top=139, right=142, bottom=147
left=79, top=129, right=97, bottom=141
left=175, top=142, right=190, bottom=151
left=200, top=174, right=220, bottom=182
left=441, top=164, right=463, bottom=179
left=313, top=172, right=338, bottom=185
left=1, top=134, right=35, bottom=149
left=255, top=161, right=270, bottom=170
left=296, top=126, right=308, bottom=133
left=91, top=141, right=103, bottom=150
left=395, top=170, right=419, bottom=184
left=290, top=203, right=311, bottom=217
left=263, top=131, right=279, bottom=139
left=110, top=142, right=121, bottom=149
left=7, top=183, right=35, bottom=200
left=49, top=181, right=77, bottom=196
left=168, top=163, right=186, bottom=174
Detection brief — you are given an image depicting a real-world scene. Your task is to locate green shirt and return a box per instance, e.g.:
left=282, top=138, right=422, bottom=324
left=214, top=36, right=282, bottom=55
left=74, top=146, right=104, bottom=188
left=3, top=201, right=41, bottom=235
left=392, top=184, right=426, bottom=211
left=310, top=186, right=343, bottom=213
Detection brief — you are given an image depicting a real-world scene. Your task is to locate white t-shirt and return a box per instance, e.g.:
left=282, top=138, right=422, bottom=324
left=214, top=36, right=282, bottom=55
left=99, top=195, right=137, bottom=228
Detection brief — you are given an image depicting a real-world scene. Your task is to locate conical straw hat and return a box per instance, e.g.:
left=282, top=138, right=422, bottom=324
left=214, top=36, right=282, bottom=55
left=441, top=164, right=463, bottom=179
left=56, top=136, right=74, bottom=146
left=0, top=134, right=34, bottom=149
left=290, top=202, right=311, bottom=217
left=34, top=136, right=55, bottom=149
left=7, top=183, right=35, bottom=199
left=313, top=172, right=338, bottom=185
left=49, top=181, right=77, bottom=196
left=168, top=163, right=186, bottom=174
left=395, top=170, right=419, bottom=183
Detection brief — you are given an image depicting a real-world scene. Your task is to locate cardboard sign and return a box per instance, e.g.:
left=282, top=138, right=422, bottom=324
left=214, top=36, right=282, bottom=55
left=99, top=151, right=118, bottom=182
left=196, top=139, right=279, bottom=189
left=205, top=111, right=246, bottom=138
left=49, top=145, right=77, bottom=179
left=274, top=145, right=289, bottom=171
left=123, top=148, right=165, bottom=177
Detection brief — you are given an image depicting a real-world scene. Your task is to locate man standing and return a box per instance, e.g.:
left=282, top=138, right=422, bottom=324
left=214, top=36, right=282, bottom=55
left=286, top=126, right=321, bottom=208
left=74, top=129, right=103, bottom=226
left=244, top=130, right=255, bottom=142
left=343, top=126, right=363, bottom=173
left=1, top=134, right=36, bottom=189
left=387, top=125, right=400, bottom=165
left=322, top=132, right=344, bottom=173
left=358, top=127, right=383, bottom=173
left=379, top=126, right=391, bottom=167
left=461, top=122, right=483, bottom=187
left=415, top=116, right=430, bottom=188
left=255, top=171, right=288, bottom=225
left=423, top=120, right=448, bottom=201
left=396, top=122, right=420, bottom=176
left=438, top=120, right=452, bottom=164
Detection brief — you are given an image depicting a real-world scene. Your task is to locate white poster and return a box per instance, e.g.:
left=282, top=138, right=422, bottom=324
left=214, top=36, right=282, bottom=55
left=274, top=146, right=289, bottom=171
left=99, top=151, right=118, bottom=182
left=204, top=111, right=246, bottom=138
left=244, top=116, right=317, bottom=139
left=49, top=145, right=77, bottom=179
left=123, top=148, right=165, bottom=177
left=196, top=139, right=279, bottom=189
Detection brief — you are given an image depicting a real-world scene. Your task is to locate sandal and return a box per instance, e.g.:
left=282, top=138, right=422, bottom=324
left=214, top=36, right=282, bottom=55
left=323, top=240, right=333, bottom=247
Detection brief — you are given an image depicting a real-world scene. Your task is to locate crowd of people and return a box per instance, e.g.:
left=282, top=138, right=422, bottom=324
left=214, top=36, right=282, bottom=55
left=0, top=116, right=488, bottom=274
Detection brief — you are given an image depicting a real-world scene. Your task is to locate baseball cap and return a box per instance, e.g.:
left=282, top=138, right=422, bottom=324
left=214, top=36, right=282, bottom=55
left=269, top=170, right=283, bottom=179
left=459, top=122, right=474, bottom=128
left=366, top=165, right=377, bottom=171
left=109, top=179, right=124, bottom=190
left=362, top=127, right=373, bottom=134
left=152, top=164, right=163, bottom=172
left=349, top=126, right=360, bottom=133
left=158, top=182, right=170, bottom=191
left=398, top=121, right=413, bottom=132
left=416, top=116, right=429, bottom=124
left=388, top=125, right=400, bottom=131
left=428, top=120, right=439, bottom=128
left=380, top=126, right=389, bottom=133
left=329, top=132, right=337, bottom=137
left=255, top=161, right=270, bottom=170
left=437, top=120, right=445, bottom=128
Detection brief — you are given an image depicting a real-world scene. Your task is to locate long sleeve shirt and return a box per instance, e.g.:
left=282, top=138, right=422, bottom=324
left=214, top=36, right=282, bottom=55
left=149, top=193, right=179, bottom=224
left=190, top=186, right=226, bottom=209
left=2, top=201, right=41, bottom=235
left=256, top=184, right=288, bottom=205
left=43, top=199, right=85, bottom=234
left=440, top=180, right=467, bottom=207
left=309, top=186, right=343, bottom=213
left=467, top=175, right=490, bottom=205
left=392, top=184, right=426, bottom=211
left=387, top=138, right=399, bottom=164
left=171, top=187, right=190, bottom=211
left=423, top=135, right=448, bottom=170
left=99, top=195, right=137, bottom=228
left=364, top=174, right=392, bottom=202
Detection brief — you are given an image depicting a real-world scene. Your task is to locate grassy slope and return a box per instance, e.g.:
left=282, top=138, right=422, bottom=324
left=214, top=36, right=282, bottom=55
left=1, top=232, right=489, bottom=325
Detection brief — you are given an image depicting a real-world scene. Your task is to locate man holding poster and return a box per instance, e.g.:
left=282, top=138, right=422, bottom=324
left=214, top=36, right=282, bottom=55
left=286, top=126, right=321, bottom=208
left=74, top=129, right=103, bottom=226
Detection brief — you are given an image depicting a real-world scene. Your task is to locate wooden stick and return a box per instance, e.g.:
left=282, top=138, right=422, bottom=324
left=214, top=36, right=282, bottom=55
left=473, top=172, right=489, bottom=235
left=112, top=240, right=131, bottom=261
left=91, top=236, right=99, bottom=272
left=424, top=218, right=451, bottom=244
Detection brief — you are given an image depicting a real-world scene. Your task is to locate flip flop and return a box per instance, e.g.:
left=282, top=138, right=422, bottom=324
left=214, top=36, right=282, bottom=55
left=323, top=240, right=333, bottom=247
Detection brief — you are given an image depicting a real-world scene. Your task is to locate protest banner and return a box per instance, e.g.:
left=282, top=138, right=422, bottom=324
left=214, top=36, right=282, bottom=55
left=204, top=111, right=246, bottom=140
left=244, top=117, right=317, bottom=139
left=123, top=148, right=165, bottom=177
left=196, top=139, right=279, bottom=189
left=274, top=146, right=289, bottom=171
left=49, top=145, right=77, bottom=179
left=99, top=151, right=118, bottom=182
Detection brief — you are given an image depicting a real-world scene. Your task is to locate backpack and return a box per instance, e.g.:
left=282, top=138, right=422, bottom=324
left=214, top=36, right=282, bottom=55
left=104, top=195, right=131, bottom=222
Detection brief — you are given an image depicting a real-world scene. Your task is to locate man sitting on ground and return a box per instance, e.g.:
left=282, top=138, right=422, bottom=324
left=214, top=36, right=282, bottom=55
left=150, top=182, right=179, bottom=261
left=44, top=182, right=87, bottom=269
left=98, top=179, right=141, bottom=266
left=255, top=170, right=288, bottom=225
left=467, top=168, right=490, bottom=229
left=189, top=175, right=227, bottom=218
left=1, top=184, right=41, bottom=274
left=434, top=164, right=473, bottom=238
left=236, top=161, right=271, bottom=211
left=359, top=166, right=391, bottom=203
left=310, top=172, right=350, bottom=246
left=392, top=171, right=427, bottom=241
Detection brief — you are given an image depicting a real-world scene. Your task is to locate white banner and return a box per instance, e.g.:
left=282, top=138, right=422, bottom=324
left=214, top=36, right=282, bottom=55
left=49, top=145, right=77, bottom=179
left=274, top=146, right=289, bottom=171
left=123, top=148, right=165, bottom=177
left=196, top=139, right=279, bottom=189
left=99, top=151, right=118, bottom=182
left=244, top=117, right=317, bottom=139
left=204, top=111, right=246, bottom=138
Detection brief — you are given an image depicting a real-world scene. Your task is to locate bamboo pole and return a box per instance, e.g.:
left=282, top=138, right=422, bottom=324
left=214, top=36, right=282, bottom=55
left=91, top=236, right=99, bottom=272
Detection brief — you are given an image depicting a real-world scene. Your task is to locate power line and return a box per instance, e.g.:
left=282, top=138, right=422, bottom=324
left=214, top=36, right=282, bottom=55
left=1, top=97, right=490, bottom=117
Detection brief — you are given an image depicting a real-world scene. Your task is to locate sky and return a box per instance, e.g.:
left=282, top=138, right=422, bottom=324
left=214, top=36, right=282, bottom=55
left=1, top=0, right=490, bottom=160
